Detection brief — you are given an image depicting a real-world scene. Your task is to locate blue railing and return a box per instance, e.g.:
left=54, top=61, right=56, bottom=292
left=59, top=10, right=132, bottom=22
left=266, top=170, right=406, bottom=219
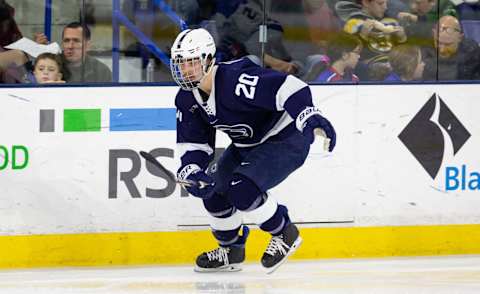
left=111, top=0, right=188, bottom=82
left=44, top=0, right=52, bottom=41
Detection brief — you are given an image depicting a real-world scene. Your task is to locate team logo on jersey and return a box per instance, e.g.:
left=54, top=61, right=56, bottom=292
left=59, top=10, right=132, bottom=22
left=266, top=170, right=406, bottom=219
left=189, top=104, right=199, bottom=114
left=398, top=93, right=470, bottom=179
left=215, top=124, right=254, bottom=139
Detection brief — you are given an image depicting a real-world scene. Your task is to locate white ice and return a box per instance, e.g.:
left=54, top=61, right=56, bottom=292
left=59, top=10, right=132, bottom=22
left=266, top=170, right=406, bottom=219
left=0, top=255, right=479, bottom=294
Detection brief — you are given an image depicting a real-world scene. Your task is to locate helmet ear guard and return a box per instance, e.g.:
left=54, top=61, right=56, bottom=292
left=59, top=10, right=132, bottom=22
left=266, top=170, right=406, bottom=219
left=170, top=29, right=216, bottom=91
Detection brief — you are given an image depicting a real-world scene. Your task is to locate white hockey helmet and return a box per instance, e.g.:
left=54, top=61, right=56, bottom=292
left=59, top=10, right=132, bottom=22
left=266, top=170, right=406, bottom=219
left=170, top=28, right=216, bottom=91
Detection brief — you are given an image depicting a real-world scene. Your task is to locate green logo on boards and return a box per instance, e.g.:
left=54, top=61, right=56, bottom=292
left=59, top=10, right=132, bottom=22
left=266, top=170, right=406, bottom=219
left=0, top=145, right=29, bottom=170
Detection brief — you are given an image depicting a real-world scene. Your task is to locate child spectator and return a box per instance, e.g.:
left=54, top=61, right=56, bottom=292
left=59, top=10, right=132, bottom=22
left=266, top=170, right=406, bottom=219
left=385, top=44, right=424, bottom=81
left=314, top=33, right=362, bottom=82
left=33, top=53, right=66, bottom=84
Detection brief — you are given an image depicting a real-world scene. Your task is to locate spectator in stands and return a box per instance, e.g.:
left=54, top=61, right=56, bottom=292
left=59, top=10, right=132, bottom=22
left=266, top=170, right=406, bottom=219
left=385, top=44, right=424, bottom=81
left=397, top=0, right=437, bottom=46
left=0, top=0, right=21, bottom=47
left=303, top=0, right=342, bottom=52
left=33, top=53, right=66, bottom=84
left=314, top=32, right=362, bottom=82
left=60, top=22, right=111, bottom=83
left=37, top=22, right=112, bottom=83
left=423, top=15, right=480, bottom=80
left=335, top=0, right=407, bottom=24
left=213, top=0, right=301, bottom=74
left=338, top=0, right=408, bottom=80
left=0, top=49, right=27, bottom=71
left=0, top=0, right=28, bottom=83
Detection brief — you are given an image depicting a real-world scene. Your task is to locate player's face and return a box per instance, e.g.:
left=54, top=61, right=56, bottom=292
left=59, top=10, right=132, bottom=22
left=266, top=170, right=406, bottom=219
left=34, top=58, right=62, bottom=83
left=62, top=27, right=90, bottom=64
left=171, top=56, right=206, bottom=90
left=178, top=58, right=203, bottom=81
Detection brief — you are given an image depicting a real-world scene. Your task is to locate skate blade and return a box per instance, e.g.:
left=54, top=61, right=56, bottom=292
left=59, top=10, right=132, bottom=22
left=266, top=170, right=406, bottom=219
left=264, top=236, right=303, bottom=274
left=194, top=263, right=243, bottom=273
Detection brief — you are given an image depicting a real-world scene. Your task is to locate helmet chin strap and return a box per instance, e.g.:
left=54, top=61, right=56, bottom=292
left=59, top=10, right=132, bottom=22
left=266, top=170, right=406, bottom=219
left=204, top=57, right=216, bottom=76
left=198, top=58, right=216, bottom=87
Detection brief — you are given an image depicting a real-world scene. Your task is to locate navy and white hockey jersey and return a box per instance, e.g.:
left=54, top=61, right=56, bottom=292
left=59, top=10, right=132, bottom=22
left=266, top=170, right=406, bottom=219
left=176, top=58, right=314, bottom=171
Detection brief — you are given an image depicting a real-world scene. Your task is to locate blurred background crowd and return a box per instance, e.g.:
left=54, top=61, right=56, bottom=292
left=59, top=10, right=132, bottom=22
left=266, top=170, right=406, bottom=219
left=1, top=0, right=480, bottom=85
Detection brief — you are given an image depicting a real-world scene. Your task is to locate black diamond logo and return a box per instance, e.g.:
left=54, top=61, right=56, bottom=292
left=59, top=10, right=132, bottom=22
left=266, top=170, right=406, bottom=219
left=398, top=94, right=470, bottom=179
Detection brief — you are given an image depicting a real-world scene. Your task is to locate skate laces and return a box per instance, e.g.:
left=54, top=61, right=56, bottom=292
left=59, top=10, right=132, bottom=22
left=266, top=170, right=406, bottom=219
left=265, top=235, right=289, bottom=256
left=206, top=247, right=230, bottom=264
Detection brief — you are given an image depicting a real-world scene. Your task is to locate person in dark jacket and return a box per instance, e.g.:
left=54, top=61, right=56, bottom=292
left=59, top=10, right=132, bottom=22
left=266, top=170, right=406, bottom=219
left=423, top=15, right=480, bottom=81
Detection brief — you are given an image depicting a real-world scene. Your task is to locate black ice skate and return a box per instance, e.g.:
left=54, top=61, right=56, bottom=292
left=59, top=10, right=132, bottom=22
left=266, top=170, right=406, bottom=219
left=261, top=223, right=302, bottom=274
left=195, top=226, right=249, bottom=272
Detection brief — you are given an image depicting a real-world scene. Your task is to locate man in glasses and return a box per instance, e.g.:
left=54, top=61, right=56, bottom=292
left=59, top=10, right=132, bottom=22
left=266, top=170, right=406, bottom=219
left=423, top=15, right=480, bottom=80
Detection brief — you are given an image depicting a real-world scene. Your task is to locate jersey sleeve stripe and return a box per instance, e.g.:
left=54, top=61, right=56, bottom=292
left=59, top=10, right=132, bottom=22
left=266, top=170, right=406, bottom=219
left=177, top=142, right=214, bottom=158
left=275, top=75, right=308, bottom=111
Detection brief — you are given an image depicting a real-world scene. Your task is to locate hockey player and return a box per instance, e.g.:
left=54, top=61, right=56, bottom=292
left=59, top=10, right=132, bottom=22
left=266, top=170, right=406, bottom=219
left=171, top=28, right=336, bottom=273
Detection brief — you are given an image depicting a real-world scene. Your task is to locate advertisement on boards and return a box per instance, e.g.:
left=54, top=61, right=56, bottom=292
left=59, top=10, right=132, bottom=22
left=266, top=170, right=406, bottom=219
left=0, top=84, right=478, bottom=235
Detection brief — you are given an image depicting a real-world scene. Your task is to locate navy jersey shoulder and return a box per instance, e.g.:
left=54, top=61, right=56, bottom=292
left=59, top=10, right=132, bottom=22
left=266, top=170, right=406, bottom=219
left=175, top=89, right=214, bottom=143
left=176, top=57, right=312, bottom=152
left=215, top=58, right=289, bottom=111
